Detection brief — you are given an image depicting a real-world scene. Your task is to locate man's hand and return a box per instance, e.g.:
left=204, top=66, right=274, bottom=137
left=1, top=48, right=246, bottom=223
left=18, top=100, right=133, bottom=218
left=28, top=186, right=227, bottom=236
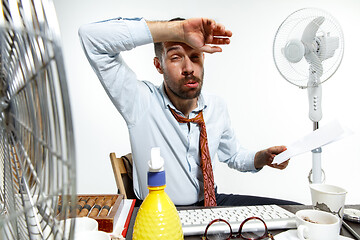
left=182, top=18, right=232, bottom=53
left=147, top=18, right=232, bottom=54
left=254, top=146, right=289, bottom=170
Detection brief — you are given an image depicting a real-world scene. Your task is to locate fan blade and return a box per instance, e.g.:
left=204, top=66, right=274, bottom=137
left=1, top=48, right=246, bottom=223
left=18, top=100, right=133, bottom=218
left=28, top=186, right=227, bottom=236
left=301, top=17, right=325, bottom=48
left=307, top=52, right=323, bottom=78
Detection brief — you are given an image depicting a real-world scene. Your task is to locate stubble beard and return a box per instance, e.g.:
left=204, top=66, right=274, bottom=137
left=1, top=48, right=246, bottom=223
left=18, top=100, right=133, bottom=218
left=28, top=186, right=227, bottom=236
left=163, top=70, right=204, bottom=100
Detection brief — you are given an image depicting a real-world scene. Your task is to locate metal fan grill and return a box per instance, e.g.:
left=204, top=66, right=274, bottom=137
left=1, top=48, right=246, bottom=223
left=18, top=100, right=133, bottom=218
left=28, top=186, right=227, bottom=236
left=273, top=8, right=344, bottom=89
left=0, top=0, right=76, bottom=239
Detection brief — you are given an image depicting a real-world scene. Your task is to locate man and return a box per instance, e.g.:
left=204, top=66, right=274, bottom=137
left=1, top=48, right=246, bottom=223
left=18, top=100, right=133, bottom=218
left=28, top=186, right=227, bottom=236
left=79, top=17, right=298, bottom=206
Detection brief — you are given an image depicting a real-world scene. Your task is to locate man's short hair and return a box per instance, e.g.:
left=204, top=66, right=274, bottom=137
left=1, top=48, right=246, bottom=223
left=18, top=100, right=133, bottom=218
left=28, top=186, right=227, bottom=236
left=154, top=17, right=186, bottom=61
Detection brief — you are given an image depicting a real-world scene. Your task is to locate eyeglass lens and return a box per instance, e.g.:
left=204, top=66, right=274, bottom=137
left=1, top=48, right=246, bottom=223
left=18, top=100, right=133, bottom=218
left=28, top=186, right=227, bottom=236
left=239, top=217, right=273, bottom=240
left=204, top=217, right=272, bottom=240
left=204, top=219, right=232, bottom=240
left=239, top=217, right=267, bottom=239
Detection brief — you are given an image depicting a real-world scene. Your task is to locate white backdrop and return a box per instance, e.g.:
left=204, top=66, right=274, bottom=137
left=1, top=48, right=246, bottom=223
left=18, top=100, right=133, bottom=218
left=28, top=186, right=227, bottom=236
left=53, top=0, right=360, bottom=204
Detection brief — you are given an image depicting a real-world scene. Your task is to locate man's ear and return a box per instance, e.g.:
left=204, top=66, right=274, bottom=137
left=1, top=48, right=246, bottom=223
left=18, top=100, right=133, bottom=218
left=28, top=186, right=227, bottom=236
left=153, top=57, right=163, bottom=74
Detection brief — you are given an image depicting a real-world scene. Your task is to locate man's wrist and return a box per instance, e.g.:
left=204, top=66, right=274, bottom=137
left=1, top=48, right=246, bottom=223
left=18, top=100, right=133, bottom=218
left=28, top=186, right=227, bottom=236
left=146, top=20, right=184, bottom=43
left=254, top=150, right=265, bottom=169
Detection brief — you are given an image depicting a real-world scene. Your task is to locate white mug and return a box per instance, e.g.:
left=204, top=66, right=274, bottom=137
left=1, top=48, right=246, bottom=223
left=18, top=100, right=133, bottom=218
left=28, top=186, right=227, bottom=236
left=60, top=217, right=98, bottom=236
left=296, top=209, right=340, bottom=240
left=310, top=183, right=347, bottom=232
left=74, top=230, right=111, bottom=240
left=310, top=184, right=347, bottom=218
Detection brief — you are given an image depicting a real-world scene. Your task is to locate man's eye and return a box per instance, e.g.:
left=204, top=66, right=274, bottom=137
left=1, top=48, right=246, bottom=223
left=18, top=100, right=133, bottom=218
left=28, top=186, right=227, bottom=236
left=171, top=56, right=180, bottom=60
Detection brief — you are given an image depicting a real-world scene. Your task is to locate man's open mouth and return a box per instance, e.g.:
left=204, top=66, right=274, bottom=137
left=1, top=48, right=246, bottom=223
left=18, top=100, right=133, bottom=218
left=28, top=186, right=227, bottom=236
left=184, top=79, right=199, bottom=88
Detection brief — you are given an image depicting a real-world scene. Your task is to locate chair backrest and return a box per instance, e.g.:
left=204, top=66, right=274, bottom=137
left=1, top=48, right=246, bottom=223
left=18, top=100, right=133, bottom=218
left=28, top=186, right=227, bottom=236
left=109, top=152, right=136, bottom=199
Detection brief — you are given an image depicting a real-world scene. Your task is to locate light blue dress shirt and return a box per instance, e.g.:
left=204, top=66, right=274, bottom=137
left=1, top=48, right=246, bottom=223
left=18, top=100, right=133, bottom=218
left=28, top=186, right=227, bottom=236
left=78, top=17, right=258, bottom=205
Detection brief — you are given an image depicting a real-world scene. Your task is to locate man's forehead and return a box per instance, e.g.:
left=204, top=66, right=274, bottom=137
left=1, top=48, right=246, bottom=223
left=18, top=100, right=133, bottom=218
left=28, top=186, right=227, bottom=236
left=163, top=42, right=200, bottom=54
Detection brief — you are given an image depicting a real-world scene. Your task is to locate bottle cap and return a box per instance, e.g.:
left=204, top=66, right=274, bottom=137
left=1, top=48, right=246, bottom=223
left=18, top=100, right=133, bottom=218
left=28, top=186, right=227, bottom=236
left=148, top=171, right=165, bottom=187
left=148, top=147, right=165, bottom=186
left=149, top=147, right=164, bottom=172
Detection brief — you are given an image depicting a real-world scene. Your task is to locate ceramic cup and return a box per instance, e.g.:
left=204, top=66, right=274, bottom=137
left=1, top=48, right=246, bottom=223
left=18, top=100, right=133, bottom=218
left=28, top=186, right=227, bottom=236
left=310, top=183, right=347, bottom=232
left=296, top=209, right=340, bottom=240
left=74, top=230, right=110, bottom=240
left=60, top=217, right=98, bottom=236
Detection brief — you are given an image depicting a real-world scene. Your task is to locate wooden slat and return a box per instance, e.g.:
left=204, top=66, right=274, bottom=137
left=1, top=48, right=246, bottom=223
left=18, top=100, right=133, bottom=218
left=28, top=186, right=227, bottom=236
left=109, top=152, right=127, bottom=199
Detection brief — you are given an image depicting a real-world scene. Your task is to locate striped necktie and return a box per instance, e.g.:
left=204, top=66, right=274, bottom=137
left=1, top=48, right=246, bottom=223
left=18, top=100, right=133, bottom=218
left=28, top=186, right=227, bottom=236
left=169, top=107, right=217, bottom=206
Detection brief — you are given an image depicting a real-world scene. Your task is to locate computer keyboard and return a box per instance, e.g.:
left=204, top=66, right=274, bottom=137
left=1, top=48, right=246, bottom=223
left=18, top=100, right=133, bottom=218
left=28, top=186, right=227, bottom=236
left=178, top=204, right=296, bottom=236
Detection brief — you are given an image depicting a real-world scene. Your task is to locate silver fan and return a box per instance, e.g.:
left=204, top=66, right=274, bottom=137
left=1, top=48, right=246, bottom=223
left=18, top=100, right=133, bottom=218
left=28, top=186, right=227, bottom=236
left=273, top=8, right=344, bottom=183
left=0, top=0, right=76, bottom=239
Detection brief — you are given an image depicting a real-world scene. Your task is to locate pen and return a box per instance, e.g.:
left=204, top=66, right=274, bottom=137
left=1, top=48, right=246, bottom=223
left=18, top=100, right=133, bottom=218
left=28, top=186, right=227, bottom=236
left=99, top=196, right=116, bottom=217
left=57, top=200, right=62, bottom=215
left=89, top=197, right=105, bottom=217
left=343, top=221, right=360, bottom=240
left=79, top=197, right=96, bottom=217
left=76, top=197, right=89, bottom=215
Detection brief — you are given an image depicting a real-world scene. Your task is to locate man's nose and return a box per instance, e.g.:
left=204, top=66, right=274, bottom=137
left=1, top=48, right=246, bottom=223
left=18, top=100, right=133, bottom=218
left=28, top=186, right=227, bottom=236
left=182, top=56, right=194, bottom=76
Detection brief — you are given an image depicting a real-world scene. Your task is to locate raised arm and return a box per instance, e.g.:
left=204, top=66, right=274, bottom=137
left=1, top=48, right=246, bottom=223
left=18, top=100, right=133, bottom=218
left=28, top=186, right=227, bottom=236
left=78, top=18, right=153, bottom=125
left=147, top=18, right=232, bottom=53
left=78, top=17, right=232, bottom=126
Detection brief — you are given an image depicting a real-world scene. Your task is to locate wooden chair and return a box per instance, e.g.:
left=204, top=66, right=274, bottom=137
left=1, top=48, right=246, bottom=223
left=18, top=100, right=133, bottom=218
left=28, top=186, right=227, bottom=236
left=109, top=152, right=136, bottom=199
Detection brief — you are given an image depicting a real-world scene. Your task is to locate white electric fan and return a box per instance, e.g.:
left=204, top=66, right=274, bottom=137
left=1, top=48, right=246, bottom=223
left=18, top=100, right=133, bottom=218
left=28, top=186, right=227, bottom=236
left=273, top=8, right=344, bottom=183
left=0, top=0, right=76, bottom=239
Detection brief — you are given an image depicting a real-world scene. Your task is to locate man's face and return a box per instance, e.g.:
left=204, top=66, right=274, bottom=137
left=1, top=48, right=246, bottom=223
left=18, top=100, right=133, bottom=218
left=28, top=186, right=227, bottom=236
left=159, top=42, right=204, bottom=100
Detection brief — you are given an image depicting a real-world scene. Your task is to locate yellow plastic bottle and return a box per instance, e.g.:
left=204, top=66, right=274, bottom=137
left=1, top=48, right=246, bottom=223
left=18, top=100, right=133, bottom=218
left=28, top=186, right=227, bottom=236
left=132, top=147, right=184, bottom=240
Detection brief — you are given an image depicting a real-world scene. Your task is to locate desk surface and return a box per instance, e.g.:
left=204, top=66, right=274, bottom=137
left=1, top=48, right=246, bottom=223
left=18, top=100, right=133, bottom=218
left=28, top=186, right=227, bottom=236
left=125, top=205, right=360, bottom=239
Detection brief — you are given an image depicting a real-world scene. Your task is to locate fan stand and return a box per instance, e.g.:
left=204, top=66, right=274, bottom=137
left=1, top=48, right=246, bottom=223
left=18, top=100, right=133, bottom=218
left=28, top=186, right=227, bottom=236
left=308, top=69, right=325, bottom=184
left=311, top=122, right=324, bottom=184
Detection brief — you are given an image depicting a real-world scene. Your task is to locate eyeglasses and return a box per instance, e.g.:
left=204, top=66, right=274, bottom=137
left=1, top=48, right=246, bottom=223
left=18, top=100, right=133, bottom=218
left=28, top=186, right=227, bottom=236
left=202, top=217, right=275, bottom=240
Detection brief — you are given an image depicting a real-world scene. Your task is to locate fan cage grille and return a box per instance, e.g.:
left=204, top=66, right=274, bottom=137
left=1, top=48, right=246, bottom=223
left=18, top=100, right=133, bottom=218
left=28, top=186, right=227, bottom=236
left=0, top=0, right=76, bottom=239
left=273, top=8, right=344, bottom=88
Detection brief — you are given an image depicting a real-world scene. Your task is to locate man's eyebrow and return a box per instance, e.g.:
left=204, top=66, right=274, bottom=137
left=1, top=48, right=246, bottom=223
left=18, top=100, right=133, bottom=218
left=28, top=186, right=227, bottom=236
left=166, top=46, right=181, bottom=53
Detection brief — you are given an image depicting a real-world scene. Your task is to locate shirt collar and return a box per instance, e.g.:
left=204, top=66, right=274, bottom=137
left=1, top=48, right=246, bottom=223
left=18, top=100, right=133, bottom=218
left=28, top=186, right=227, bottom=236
left=160, top=83, right=207, bottom=115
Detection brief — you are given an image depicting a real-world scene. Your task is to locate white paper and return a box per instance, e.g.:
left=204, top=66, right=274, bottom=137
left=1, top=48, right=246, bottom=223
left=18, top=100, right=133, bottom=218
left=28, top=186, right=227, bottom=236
left=273, top=120, right=351, bottom=165
left=111, top=199, right=134, bottom=239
